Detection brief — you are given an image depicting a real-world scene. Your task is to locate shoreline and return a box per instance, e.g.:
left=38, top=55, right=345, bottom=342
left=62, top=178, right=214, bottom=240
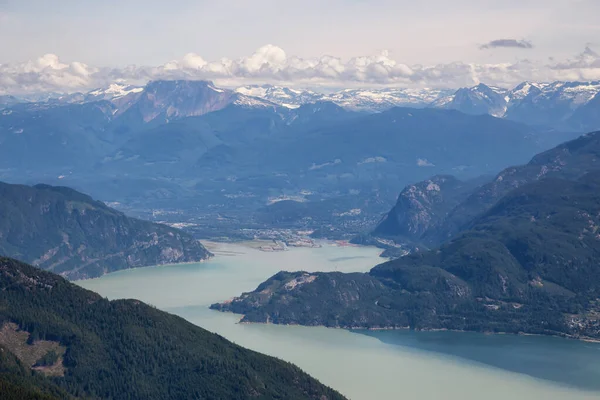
left=75, top=238, right=383, bottom=281
left=215, top=310, right=600, bottom=344
left=72, top=254, right=213, bottom=282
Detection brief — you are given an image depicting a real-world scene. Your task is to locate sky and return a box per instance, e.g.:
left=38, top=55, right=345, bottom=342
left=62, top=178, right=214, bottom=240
left=1, top=0, right=600, bottom=94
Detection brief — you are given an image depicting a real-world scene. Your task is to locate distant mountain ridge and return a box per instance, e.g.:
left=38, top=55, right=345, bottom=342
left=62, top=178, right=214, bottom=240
left=238, top=81, right=600, bottom=130
left=0, top=182, right=212, bottom=279
left=5, top=80, right=600, bottom=130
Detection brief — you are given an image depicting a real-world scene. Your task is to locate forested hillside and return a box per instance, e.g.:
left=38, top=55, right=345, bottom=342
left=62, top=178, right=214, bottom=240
left=0, top=182, right=212, bottom=279
left=0, top=257, right=345, bottom=400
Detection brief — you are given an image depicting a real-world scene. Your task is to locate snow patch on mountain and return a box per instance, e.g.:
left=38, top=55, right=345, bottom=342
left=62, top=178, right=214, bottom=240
left=233, top=95, right=276, bottom=108
left=235, top=85, right=321, bottom=109
left=88, top=83, right=144, bottom=99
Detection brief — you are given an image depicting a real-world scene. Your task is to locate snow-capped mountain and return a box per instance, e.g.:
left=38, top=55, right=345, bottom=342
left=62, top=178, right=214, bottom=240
left=5, top=80, right=280, bottom=124
left=324, top=88, right=454, bottom=112
left=505, top=81, right=600, bottom=126
left=236, top=81, right=600, bottom=127
left=85, top=83, right=144, bottom=101
left=235, top=85, right=322, bottom=108
left=3, top=79, right=600, bottom=130
left=432, top=83, right=508, bottom=117
left=506, top=81, right=546, bottom=102
left=110, top=80, right=278, bottom=123
left=429, top=80, right=600, bottom=127
left=235, top=85, right=453, bottom=112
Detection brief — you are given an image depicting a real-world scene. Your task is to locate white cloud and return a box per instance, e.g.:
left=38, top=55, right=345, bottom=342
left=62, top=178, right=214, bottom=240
left=1, top=45, right=600, bottom=95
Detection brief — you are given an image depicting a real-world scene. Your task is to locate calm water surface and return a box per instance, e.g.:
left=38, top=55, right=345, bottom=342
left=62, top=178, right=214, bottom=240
left=78, top=242, right=600, bottom=400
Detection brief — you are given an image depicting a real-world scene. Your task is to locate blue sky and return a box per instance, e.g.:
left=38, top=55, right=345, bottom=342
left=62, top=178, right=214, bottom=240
left=1, top=0, right=599, bottom=93
left=1, top=0, right=598, bottom=66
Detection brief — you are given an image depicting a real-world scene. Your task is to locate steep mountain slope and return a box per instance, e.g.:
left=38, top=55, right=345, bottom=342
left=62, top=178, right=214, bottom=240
left=114, top=80, right=235, bottom=123
left=213, top=173, right=600, bottom=339
left=0, top=182, right=211, bottom=279
left=0, top=257, right=345, bottom=400
left=372, top=175, right=484, bottom=241
left=111, top=80, right=278, bottom=126
left=430, top=130, right=600, bottom=244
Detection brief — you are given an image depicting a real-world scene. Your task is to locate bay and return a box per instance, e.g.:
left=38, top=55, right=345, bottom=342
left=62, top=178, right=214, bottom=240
left=78, top=242, right=600, bottom=400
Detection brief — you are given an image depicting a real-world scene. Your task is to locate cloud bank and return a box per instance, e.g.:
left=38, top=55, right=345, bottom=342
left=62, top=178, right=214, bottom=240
left=1, top=44, right=600, bottom=95
left=480, top=39, right=534, bottom=50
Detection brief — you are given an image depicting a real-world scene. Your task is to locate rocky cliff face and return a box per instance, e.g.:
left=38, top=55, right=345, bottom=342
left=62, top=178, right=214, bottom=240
left=113, top=80, right=277, bottom=124
left=0, top=182, right=212, bottom=279
left=373, top=175, right=481, bottom=241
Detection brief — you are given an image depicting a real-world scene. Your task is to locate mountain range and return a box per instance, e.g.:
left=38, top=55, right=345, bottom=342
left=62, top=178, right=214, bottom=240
left=0, top=78, right=594, bottom=241
left=211, top=131, right=600, bottom=340
left=238, top=81, right=600, bottom=131
left=4, top=79, right=600, bottom=131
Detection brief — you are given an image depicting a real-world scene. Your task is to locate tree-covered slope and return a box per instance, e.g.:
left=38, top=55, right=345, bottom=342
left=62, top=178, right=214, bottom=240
left=0, top=257, right=345, bottom=400
left=0, top=182, right=211, bottom=279
left=213, top=173, right=600, bottom=339
left=427, top=130, right=600, bottom=244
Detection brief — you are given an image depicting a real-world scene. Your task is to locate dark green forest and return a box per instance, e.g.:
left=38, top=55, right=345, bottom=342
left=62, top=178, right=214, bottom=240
left=0, top=257, right=345, bottom=400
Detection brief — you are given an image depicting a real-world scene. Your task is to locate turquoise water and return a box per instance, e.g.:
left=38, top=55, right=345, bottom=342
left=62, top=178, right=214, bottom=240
left=78, top=242, right=600, bottom=400
left=358, top=329, right=600, bottom=391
